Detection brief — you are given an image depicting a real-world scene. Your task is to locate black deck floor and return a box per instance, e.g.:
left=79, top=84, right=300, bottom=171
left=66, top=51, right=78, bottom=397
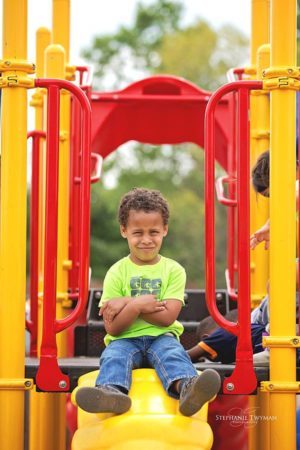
left=25, top=357, right=271, bottom=392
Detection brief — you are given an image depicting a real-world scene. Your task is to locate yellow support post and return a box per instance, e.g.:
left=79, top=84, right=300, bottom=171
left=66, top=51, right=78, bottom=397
left=45, top=43, right=72, bottom=356
left=249, top=0, right=270, bottom=309
left=31, top=27, right=51, bottom=287
left=268, top=1, right=297, bottom=449
left=248, top=3, right=270, bottom=447
left=53, top=0, right=70, bottom=63
left=29, top=27, right=53, bottom=450
left=0, top=1, right=28, bottom=449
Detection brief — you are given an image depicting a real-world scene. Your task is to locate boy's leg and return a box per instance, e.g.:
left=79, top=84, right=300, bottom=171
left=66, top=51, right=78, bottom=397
left=147, top=335, right=221, bottom=416
left=76, top=338, right=143, bottom=414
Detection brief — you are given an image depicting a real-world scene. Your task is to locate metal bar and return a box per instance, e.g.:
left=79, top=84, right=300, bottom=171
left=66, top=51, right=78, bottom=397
left=205, top=80, right=262, bottom=394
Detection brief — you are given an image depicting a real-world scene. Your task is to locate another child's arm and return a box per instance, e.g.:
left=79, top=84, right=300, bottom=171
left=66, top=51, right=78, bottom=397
left=187, top=344, right=207, bottom=362
left=250, top=219, right=270, bottom=250
left=103, top=294, right=166, bottom=336
left=139, top=299, right=182, bottom=327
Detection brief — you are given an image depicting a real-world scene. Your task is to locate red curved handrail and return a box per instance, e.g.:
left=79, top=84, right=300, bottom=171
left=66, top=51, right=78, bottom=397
left=215, top=176, right=237, bottom=207
left=205, top=80, right=262, bottom=394
left=69, top=66, right=94, bottom=297
left=35, top=78, right=91, bottom=391
left=26, top=130, right=46, bottom=356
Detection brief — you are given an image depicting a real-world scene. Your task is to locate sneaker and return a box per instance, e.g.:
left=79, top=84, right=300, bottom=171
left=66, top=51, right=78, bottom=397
left=179, top=370, right=221, bottom=417
left=253, top=349, right=270, bottom=366
left=75, top=385, right=131, bottom=414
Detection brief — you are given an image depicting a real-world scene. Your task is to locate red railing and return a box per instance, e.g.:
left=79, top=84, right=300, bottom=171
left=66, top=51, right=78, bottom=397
left=69, top=64, right=99, bottom=299
left=75, top=65, right=93, bottom=97
left=215, top=176, right=237, bottom=207
left=216, top=75, right=240, bottom=300
left=227, top=67, right=245, bottom=82
left=35, top=78, right=91, bottom=391
left=26, top=131, right=46, bottom=356
left=205, top=80, right=263, bottom=394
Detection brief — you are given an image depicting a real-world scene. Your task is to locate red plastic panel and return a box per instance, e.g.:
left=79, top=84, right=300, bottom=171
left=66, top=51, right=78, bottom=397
left=90, top=75, right=231, bottom=171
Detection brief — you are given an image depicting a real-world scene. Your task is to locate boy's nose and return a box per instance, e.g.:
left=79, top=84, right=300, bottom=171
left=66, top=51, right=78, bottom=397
left=141, top=235, right=152, bottom=244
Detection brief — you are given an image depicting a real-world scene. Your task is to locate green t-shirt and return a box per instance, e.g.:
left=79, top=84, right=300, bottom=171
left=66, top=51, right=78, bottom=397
left=99, top=255, right=186, bottom=345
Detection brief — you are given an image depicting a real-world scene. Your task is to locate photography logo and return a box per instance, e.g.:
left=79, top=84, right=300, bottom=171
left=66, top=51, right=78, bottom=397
left=215, top=407, right=277, bottom=429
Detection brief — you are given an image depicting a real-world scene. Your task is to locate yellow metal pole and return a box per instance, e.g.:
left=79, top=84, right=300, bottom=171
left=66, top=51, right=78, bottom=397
left=53, top=0, right=70, bottom=63
left=248, top=3, right=270, bottom=446
left=29, top=27, right=53, bottom=450
left=0, top=1, right=28, bottom=449
left=268, top=1, right=297, bottom=449
left=52, top=0, right=72, bottom=356
left=46, top=43, right=71, bottom=356
left=32, top=27, right=51, bottom=285
left=257, top=390, right=271, bottom=450
left=250, top=0, right=270, bottom=309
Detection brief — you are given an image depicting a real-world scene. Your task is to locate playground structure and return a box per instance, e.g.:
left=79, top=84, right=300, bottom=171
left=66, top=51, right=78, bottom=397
left=0, top=0, right=298, bottom=449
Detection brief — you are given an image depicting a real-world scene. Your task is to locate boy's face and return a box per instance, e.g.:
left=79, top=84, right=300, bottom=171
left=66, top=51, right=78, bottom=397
left=120, top=210, right=168, bottom=265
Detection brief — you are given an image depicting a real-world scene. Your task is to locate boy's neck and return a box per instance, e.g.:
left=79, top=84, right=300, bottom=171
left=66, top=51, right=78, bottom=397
left=129, top=254, right=161, bottom=266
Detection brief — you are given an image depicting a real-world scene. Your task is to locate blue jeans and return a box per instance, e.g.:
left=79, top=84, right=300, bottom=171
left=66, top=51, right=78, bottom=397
left=96, top=334, right=197, bottom=398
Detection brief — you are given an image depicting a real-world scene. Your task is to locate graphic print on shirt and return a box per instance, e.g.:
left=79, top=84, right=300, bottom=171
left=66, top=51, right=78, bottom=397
left=130, top=276, right=162, bottom=297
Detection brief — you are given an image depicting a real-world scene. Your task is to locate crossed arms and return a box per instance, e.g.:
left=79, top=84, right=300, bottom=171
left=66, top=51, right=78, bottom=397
left=99, top=295, right=182, bottom=336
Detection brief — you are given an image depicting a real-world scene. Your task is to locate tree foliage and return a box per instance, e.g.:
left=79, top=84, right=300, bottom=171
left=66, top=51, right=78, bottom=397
left=83, top=0, right=183, bottom=89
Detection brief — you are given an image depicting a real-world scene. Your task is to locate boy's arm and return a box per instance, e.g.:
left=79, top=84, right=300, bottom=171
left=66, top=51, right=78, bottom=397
left=103, top=301, right=141, bottom=336
left=103, top=294, right=167, bottom=336
left=99, top=297, right=131, bottom=321
left=139, top=263, right=186, bottom=327
left=139, top=298, right=182, bottom=327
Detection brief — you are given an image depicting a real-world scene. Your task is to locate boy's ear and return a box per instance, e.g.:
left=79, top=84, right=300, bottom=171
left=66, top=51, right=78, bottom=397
left=120, top=225, right=127, bottom=238
left=163, top=225, right=168, bottom=237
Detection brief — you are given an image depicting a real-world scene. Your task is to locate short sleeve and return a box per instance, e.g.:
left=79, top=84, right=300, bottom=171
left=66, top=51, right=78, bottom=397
left=99, top=269, right=123, bottom=306
left=162, top=264, right=186, bottom=303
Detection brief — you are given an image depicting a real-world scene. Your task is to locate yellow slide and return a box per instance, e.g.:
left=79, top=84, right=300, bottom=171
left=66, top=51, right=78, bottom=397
left=71, top=369, right=213, bottom=450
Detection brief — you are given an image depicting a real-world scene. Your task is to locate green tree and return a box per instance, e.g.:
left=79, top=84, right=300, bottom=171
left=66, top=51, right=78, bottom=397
left=83, top=0, right=183, bottom=89
left=158, top=22, right=248, bottom=90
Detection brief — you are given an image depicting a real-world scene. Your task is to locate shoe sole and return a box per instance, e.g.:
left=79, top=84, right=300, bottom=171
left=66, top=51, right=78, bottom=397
left=179, top=369, right=221, bottom=417
left=76, top=387, right=131, bottom=414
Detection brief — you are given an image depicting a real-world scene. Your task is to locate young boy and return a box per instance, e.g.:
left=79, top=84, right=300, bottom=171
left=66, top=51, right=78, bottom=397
left=76, top=188, right=221, bottom=416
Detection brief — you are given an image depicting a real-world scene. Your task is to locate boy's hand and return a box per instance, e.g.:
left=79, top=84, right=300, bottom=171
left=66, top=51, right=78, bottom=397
left=133, top=294, right=167, bottom=314
left=99, top=298, right=129, bottom=323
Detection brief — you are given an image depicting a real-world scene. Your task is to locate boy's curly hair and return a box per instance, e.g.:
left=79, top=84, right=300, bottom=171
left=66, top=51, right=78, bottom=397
left=251, top=150, right=269, bottom=194
left=118, top=188, right=170, bottom=227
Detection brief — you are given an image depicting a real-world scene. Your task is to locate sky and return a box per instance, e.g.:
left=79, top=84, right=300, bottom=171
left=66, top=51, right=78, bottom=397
left=0, top=0, right=251, bottom=64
